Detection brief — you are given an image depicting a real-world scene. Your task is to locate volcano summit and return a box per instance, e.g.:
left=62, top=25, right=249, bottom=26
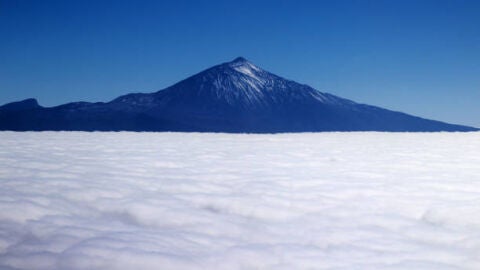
left=0, top=57, right=477, bottom=132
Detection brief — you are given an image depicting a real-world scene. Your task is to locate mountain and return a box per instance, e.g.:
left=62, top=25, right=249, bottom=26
left=0, top=57, right=477, bottom=132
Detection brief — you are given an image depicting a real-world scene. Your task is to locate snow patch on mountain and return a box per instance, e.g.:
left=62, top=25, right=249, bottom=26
left=231, top=62, right=262, bottom=79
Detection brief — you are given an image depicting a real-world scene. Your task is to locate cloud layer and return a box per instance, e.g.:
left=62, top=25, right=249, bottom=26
left=0, top=131, right=479, bottom=269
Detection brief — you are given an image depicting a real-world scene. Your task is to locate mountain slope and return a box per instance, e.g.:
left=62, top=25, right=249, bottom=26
left=0, top=57, right=477, bottom=132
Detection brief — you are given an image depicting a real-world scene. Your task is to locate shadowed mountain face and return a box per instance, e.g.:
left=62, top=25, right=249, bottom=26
left=0, top=57, right=477, bottom=132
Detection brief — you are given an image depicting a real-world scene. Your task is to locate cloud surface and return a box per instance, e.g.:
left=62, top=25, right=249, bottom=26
left=0, top=131, right=479, bottom=269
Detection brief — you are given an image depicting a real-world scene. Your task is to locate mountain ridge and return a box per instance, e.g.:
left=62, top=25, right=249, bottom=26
left=0, top=57, right=477, bottom=132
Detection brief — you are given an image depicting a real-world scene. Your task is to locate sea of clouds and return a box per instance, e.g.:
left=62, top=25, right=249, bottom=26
left=0, top=131, right=479, bottom=270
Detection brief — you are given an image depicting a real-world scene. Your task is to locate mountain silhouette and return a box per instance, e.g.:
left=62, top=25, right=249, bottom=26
left=0, top=57, right=477, bottom=132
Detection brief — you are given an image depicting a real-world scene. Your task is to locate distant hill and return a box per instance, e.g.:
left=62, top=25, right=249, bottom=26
left=0, top=57, right=477, bottom=132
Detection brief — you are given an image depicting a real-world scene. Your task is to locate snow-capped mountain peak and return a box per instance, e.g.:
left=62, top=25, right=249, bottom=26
left=163, top=57, right=348, bottom=108
left=188, top=57, right=273, bottom=104
left=225, top=57, right=263, bottom=79
left=1, top=57, right=477, bottom=132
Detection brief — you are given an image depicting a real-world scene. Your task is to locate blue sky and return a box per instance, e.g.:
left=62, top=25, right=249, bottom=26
left=1, top=0, right=479, bottom=127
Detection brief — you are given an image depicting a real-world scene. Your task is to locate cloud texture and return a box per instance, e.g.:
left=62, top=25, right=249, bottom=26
left=0, top=131, right=479, bottom=269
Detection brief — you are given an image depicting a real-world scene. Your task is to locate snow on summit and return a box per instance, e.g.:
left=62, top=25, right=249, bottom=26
left=1, top=131, right=480, bottom=270
left=229, top=57, right=262, bottom=78
left=218, top=57, right=268, bottom=93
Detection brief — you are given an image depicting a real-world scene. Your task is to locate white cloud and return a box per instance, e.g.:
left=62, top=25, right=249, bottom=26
left=0, top=131, right=479, bottom=269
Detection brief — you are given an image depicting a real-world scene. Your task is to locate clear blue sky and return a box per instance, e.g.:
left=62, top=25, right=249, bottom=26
left=1, top=0, right=479, bottom=127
